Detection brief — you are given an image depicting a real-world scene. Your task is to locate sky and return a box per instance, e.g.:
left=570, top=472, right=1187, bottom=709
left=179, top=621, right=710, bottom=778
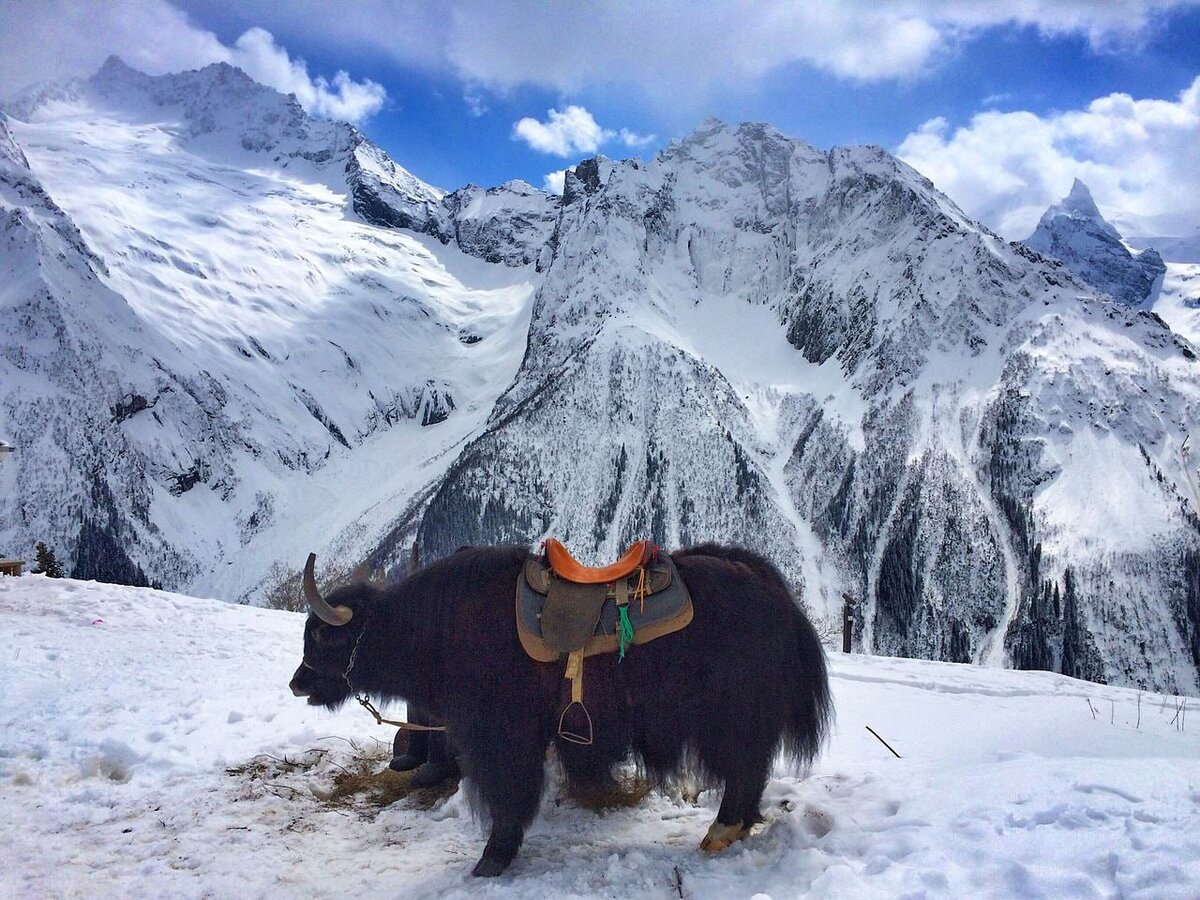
left=1, top=0, right=1198, bottom=239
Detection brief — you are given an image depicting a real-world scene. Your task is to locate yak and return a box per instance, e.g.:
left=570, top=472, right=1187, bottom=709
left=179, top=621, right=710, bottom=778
left=289, top=543, right=832, bottom=877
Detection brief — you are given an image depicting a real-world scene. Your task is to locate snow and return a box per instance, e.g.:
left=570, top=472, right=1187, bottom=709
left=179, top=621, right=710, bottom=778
left=1151, top=261, right=1200, bottom=345
left=3, top=574, right=1198, bottom=898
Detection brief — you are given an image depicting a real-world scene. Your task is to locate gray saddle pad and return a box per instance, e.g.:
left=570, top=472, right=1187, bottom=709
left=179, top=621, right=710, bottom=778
left=516, top=552, right=692, bottom=658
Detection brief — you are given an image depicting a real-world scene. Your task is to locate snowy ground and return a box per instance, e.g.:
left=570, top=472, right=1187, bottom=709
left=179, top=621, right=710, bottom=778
left=2, top=575, right=1198, bottom=899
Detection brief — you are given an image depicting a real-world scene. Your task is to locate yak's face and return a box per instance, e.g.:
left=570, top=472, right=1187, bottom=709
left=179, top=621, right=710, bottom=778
left=289, top=585, right=369, bottom=709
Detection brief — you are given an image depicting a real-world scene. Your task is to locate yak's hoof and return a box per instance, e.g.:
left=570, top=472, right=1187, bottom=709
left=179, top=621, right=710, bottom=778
left=700, top=820, right=749, bottom=853
left=388, top=753, right=423, bottom=772
left=409, top=758, right=460, bottom=788
left=471, top=856, right=509, bottom=878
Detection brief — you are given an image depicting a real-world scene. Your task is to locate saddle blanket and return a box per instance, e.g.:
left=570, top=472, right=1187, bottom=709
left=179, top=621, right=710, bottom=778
left=515, top=549, right=693, bottom=663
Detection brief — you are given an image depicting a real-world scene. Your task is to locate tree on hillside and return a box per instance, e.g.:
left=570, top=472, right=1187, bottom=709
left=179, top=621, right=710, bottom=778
left=34, top=542, right=64, bottom=578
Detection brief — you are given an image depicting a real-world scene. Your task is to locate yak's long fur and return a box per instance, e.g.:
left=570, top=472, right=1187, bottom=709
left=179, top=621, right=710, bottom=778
left=290, top=543, right=832, bottom=877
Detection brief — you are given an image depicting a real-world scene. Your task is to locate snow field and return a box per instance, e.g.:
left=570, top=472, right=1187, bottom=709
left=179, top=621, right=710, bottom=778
left=2, top=575, right=1198, bottom=898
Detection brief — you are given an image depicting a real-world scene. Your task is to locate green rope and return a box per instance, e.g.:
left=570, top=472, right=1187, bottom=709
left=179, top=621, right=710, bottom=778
left=618, top=605, right=635, bottom=660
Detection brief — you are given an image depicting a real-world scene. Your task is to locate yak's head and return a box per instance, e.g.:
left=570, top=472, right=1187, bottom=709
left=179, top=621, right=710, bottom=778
left=289, top=553, right=375, bottom=709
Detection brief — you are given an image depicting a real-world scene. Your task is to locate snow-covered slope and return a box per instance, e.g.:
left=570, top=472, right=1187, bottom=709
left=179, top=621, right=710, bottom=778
left=2, top=576, right=1198, bottom=898
left=1127, top=230, right=1200, bottom=352
left=403, top=122, right=1200, bottom=693
left=1025, top=179, right=1165, bottom=307
left=0, top=60, right=539, bottom=598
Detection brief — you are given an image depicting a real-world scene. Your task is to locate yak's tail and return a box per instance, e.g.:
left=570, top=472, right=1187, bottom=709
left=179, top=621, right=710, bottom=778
left=781, top=595, right=834, bottom=768
left=677, top=542, right=834, bottom=767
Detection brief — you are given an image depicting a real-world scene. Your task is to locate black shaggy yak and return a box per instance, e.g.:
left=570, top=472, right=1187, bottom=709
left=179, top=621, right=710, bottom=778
left=289, top=543, right=832, bottom=877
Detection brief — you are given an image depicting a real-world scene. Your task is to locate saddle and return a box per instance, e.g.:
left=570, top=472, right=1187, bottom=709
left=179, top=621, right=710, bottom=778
left=516, top=539, right=693, bottom=745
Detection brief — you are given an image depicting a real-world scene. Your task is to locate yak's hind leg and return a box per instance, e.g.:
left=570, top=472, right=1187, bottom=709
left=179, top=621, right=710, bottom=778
left=699, top=757, right=770, bottom=852
left=692, top=697, right=779, bottom=852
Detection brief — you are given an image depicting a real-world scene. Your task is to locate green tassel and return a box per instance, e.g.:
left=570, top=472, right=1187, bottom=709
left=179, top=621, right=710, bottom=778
left=618, top=605, right=635, bottom=661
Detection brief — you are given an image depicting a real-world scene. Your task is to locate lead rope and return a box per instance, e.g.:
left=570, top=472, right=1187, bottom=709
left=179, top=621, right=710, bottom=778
left=343, top=615, right=447, bottom=733
left=357, top=695, right=447, bottom=732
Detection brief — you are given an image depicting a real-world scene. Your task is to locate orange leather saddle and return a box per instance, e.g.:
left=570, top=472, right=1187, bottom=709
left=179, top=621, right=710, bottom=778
left=543, top=538, right=655, bottom=584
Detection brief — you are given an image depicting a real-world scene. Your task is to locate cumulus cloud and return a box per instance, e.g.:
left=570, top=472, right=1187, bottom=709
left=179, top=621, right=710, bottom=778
left=897, top=77, right=1200, bottom=239
left=513, top=106, right=656, bottom=159
left=618, top=128, right=656, bottom=148
left=514, top=106, right=610, bottom=156
left=542, top=168, right=568, bottom=195
left=230, top=28, right=385, bottom=123
left=0, top=0, right=385, bottom=124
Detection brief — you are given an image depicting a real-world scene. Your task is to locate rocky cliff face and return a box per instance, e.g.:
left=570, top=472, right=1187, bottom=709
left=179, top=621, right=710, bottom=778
left=1026, top=179, right=1166, bottom=307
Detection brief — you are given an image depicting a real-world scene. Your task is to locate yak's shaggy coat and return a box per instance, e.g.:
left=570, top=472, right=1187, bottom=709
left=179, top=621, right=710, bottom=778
left=290, top=543, right=832, bottom=876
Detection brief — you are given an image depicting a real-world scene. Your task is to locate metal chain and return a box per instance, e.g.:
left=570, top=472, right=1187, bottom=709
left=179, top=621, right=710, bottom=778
left=342, top=614, right=370, bottom=692
left=341, top=611, right=447, bottom=733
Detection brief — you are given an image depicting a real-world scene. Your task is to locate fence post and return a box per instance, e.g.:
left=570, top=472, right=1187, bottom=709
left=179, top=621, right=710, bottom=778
left=841, top=593, right=856, bottom=653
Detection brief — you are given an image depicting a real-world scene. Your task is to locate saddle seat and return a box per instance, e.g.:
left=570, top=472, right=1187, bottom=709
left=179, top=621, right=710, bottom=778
left=544, top=538, right=654, bottom=583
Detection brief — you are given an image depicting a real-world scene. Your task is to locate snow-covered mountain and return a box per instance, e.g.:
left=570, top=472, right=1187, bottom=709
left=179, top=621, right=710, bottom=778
left=1023, top=179, right=1200, bottom=402
left=3, top=63, right=1200, bottom=693
left=402, top=123, right=1200, bottom=693
left=0, top=58, right=543, bottom=597
left=1025, top=179, right=1165, bottom=307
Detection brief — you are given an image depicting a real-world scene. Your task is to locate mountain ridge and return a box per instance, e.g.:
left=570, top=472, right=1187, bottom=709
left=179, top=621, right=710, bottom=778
left=3, top=61, right=1200, bottom=692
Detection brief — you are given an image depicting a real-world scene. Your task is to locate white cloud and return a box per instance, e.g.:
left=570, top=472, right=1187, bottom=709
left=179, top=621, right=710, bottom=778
left=618, top=128, right=657, bottom=148
left=230, top=28, right=385, bottom=123
left=897, top=77, right=1200, bottom=239
left=514, top=106, right=657, bottom=161
left=514, top=106, right=611, bottom=156
left=543, top=169, right=568, bottom=195
left=4, top=1, right=1195, bottom=124
left=434, top=0, right=1199, bottom=100
left=0, top=0, right=385, bottom=125
left=463, top=85, right=489, bottom=117
left=0, top=0, right=225, bottom=98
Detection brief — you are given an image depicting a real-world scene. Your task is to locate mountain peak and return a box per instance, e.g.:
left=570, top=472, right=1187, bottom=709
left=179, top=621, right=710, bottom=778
left=97, top=54, right=135, bottom=77
left=1063, top=178, right=1101, bottom=218
left=1026, top=177, right=1165, bottom=305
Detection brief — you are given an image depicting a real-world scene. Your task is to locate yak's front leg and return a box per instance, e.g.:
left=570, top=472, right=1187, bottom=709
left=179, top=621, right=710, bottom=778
left=463, top=711, right=552, bottom=877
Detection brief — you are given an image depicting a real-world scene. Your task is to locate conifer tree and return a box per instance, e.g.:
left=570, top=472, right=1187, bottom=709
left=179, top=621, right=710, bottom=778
left=35, top=541, right=64, bottom=578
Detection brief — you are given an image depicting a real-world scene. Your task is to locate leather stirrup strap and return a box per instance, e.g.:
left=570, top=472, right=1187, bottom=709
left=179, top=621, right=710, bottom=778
left=558, top=650, right=593, bottom=745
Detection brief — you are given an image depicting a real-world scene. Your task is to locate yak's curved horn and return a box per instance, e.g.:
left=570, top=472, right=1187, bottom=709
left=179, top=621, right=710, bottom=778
left=303, top=553, right=353, bottom=626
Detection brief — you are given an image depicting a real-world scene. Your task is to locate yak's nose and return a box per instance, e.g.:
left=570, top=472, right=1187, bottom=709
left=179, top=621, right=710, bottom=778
left=289, top=664, right=310, bottom=697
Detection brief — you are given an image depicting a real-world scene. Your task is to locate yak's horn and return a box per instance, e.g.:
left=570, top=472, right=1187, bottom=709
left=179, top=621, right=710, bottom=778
left=303, top=553, right=353, bottom=626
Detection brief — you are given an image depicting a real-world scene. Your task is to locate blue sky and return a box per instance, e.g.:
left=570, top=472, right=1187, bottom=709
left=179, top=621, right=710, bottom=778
left=2, top=1, right=1198, bottom=238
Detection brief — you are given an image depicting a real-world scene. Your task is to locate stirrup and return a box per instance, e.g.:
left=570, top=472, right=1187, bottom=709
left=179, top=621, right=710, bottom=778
left=557, top=700, right=594, bottom=745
